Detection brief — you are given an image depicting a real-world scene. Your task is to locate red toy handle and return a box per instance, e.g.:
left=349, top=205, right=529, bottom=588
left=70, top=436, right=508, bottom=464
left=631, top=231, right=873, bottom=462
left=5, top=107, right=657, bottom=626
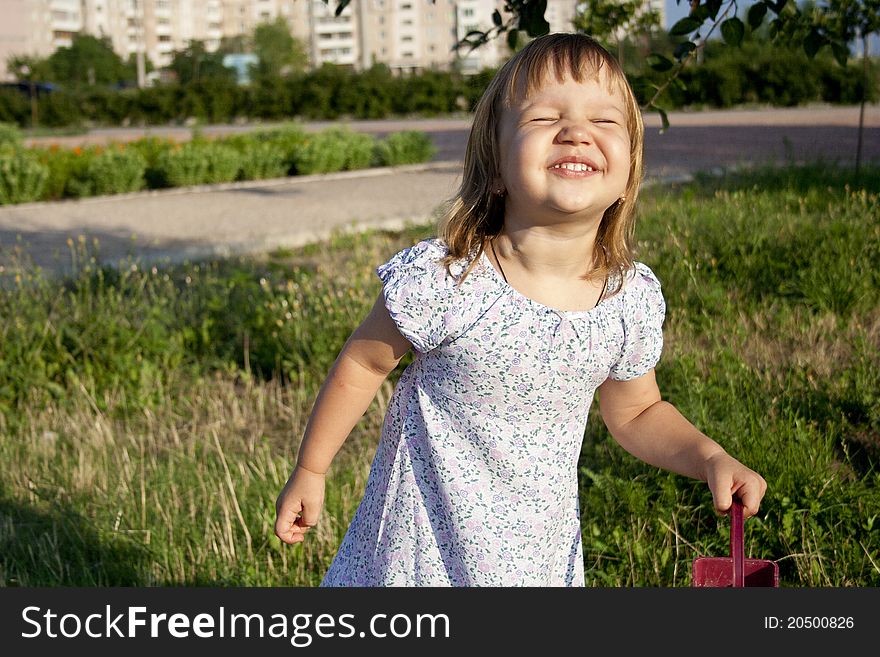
left=730, top=497, right=744, bottom=587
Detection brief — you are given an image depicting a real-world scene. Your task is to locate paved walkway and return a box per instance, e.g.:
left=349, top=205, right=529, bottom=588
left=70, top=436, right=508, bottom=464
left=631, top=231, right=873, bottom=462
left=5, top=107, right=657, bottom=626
left=4, top=105, right=879, bottom=275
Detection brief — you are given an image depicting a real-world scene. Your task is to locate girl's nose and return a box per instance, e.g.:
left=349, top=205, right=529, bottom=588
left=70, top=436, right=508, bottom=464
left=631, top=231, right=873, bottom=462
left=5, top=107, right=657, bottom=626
left=556, top=122, right=593, bottom=145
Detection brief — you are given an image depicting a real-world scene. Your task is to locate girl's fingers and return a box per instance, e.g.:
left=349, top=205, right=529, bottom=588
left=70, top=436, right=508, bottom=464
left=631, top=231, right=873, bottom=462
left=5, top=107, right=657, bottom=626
left=275, top=501, right=304, bottom=543
left=736, top=485, right=765, bottom=519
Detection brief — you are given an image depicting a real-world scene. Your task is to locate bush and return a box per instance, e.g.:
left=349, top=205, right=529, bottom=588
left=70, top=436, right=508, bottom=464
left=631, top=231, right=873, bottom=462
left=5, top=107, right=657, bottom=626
left=127, top=136, right=177, bottom=189
left=33, top=146, right=83, bottom=200
left=0, top=89, right=29, bottom=126
left=201, top=141, right=242, bottom=184
left=155, top=140, right=242, bottom=187
left=0, top=146, right=49, bottom=205
left=260, top=123, right=308, bottom=174
left=64, top=145, right=147, bottom=198
left=0, top=122, right=23, bottom=147
left=374, top=130, right=436, bottom=166
left=343, top=131, right=378, bottom=170
left=237, top=140, right=288, bottom=181
left=291, top=127, right=358, bottom=175
left=155, top=142, right=209, bottom=187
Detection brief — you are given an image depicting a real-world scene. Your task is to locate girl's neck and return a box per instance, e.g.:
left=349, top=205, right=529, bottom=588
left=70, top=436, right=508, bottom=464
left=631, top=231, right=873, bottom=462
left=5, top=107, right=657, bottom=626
left=494, top=218, right=601, bottom=280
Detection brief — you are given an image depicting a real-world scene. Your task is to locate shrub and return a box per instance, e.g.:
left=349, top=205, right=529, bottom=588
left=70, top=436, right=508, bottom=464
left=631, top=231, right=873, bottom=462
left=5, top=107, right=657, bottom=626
left=65, top=145, right=147, bottom=198
left=374, top=130, right=436, bottom=166
left=343, top=131, right=378, bottom=170
left=237, top=141, right=288, bottom=181
left=261, top=123, right=308, bottom=174
left=33, top=145, right=84, bottom=200
left=0, top=89, right=29, bottom=126
left=127, top=136, right=177, bottom=189
left=155, top=140, right=242, bottom=187
left=201, top=141, right=242, bottom=184
left=155, top=142, right=209, bottom=187
left=0, top=146, right=49, bottom=205
left=291, top=128, right=349, bottom=175
left=0, top=122, right=23, bottom=147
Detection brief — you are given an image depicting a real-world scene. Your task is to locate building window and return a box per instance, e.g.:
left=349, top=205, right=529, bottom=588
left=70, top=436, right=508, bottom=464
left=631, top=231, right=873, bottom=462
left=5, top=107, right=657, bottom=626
left=158, top=34, right=172, bottom=42
left=463, top=8, right=474, bottom=17
left=400, top=2, right=412, bottom=9
left=403, top=19, right=413, bottom=25
left=401, top=35, right=413, bottom=42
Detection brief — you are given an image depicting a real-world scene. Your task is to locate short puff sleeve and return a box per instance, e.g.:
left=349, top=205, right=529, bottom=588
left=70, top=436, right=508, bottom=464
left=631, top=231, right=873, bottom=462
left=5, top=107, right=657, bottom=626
left=608, top=262, right=666, bottom=381
left=376, top=239, right=461, bottom=354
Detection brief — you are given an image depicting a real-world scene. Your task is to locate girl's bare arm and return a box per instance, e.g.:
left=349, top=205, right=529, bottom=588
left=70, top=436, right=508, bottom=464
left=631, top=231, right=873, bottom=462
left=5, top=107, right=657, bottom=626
left=296, top=292, right=412, bottom=473
left=274, top=293, right=410, bottom=544
left=597, top=372, right=767, bottom=517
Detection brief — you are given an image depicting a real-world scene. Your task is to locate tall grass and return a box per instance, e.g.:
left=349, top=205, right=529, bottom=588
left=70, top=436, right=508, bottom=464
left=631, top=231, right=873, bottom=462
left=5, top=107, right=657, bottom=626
left=0, top=164, right=877, bottom=587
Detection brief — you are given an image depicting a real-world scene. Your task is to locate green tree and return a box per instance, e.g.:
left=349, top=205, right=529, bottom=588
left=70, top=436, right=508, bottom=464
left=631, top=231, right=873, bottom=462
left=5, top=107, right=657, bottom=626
left=573, top=0, right=662, bottom=65
left=45, top=34, right=131, bottom=87
left=326, top=0, right=876, bottom=139
left=6, top=55, right=51, bottom=127
left=168, top=40, right=235, bottom=85
left=252, top=17, right=308, bottom=78
left=803, top=0, right=880, bottom=173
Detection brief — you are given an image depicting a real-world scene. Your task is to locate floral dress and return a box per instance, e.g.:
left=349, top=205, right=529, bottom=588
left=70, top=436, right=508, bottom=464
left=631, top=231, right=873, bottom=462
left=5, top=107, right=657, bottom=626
left=320, top=238, right=665, bottom=586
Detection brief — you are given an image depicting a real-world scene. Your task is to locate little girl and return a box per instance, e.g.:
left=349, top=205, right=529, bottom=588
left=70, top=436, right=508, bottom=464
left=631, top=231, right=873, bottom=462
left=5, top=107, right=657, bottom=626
left=275, top=33, right=767, bottom=586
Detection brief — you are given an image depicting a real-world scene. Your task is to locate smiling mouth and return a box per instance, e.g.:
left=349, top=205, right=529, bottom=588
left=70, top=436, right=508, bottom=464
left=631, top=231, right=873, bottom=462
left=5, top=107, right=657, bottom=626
left=550, top=162, right=598, bottom=173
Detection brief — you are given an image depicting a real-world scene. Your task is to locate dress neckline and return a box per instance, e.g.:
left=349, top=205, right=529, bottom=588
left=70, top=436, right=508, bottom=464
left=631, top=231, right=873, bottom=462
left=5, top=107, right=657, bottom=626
left=478, top=247, right=615, bottom=318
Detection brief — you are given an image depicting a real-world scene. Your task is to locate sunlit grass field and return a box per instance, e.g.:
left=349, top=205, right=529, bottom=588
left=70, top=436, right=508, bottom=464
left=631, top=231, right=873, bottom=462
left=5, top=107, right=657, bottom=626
left=1, top=163, right=878, bottom=587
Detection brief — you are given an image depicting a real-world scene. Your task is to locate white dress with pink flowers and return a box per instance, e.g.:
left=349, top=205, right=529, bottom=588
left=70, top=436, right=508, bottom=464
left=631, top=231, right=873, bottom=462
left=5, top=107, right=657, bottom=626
left=320, top=238, right=665, bottom=586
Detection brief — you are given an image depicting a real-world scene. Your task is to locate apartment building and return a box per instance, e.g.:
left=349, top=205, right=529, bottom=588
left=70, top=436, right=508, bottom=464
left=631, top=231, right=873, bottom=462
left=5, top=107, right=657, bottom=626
left=0, top=0, right=656, bottom=82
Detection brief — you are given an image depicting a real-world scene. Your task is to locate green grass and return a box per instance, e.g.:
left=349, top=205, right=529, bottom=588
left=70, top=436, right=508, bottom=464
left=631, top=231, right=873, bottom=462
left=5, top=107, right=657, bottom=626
left=0, top=163, right=877, bottom=586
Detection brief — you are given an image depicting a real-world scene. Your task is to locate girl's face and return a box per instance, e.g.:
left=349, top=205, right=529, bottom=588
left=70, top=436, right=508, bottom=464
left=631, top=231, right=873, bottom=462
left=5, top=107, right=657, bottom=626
left=495, top=68, right=631, bottom=228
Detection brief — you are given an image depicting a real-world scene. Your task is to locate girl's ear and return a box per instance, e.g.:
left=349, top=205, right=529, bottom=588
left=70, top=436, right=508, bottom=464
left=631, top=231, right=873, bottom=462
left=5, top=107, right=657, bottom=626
left=491, top=175, right=506, bottom=196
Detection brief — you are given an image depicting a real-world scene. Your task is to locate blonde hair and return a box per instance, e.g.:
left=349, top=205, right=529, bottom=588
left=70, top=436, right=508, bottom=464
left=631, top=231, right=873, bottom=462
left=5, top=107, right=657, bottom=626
left=439, top=32, right=644, bottom=292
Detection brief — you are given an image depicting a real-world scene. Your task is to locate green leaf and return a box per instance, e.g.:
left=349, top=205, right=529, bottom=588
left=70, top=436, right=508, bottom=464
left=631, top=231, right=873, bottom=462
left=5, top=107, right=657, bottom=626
left=673, top=41, right=698, bottom=61
left=507, top=28, right=519, bottom=52
left=520, top=0, right=550, bottom=37
left=492, top=9, right=503, bottom=27
left=670, top=17, right=703, bottom=36
left=705, top=0, right=724, bottom=20
left=646, top=53, right=674, bottom=72
left=767, top=0, right=788, bottom=14
left=656, top=106, right=670, bottom=134
left=830, top=41, right=849, bottom=66
left=721, top=17, right=745, bottom=46
left=748, top=2, right=768, bottom=30
left=803, top=28, right=826, bottom=58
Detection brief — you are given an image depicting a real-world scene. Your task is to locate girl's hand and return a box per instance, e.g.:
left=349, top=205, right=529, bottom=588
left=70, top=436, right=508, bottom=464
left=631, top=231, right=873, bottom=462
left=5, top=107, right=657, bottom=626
left=274, top=464, right=326, bottom=545
left=703, top=451, right=767, bottom=520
